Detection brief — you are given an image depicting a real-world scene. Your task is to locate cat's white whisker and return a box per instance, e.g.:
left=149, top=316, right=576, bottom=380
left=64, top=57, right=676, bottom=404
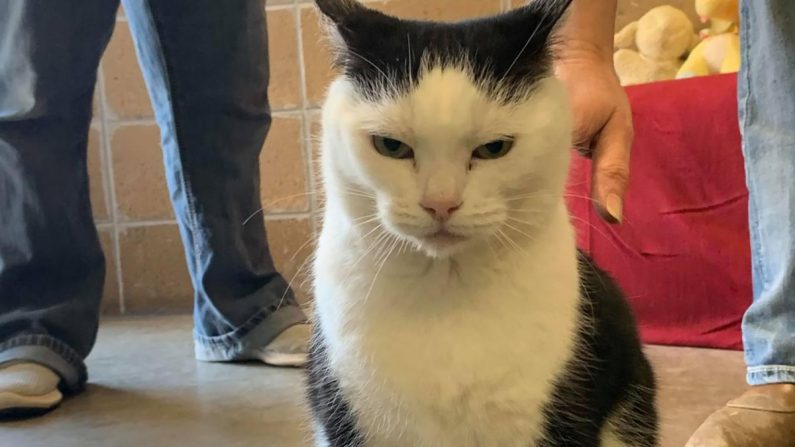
left=501, top=12, right=547, bottom=87
left=351, top=211, right=377, bottom=220
left=566, top=215, right=634, bottom=271
left=358, top=220, right=385, bottom=241
left=498, top=227, right=525, bottom=255
left=276, top=244, right=317, bottom=312
left=351, top=214, right=381, bottom=228
left=406, top=33, right=414, bottom=87
left=484, top=235, right=499, bottom=257
left=501, top=219, right=539, bottom=246
left=492, top=228, right=511, bottom=252
left=504, top=191, right=555, bottom=201
left=363, top=234, right=400, bottom=305
left=509, top=209, right=547, bottom=217
left=337, top=226, right=390, bottom=286
left=397, top=238, right=409, bottom=255
left=343, top=190, right=377, bottom=200
left=289, top=233, right=319, bottom=263
left=371, top=233, right=398, bottom=269
left=347, top=47, right=390, bottom=83
left=242, top=189, right=330, bottom=226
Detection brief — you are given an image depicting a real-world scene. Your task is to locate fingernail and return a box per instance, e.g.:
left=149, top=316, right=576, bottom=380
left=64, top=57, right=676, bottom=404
left=606, top=193, right=623, bottom=223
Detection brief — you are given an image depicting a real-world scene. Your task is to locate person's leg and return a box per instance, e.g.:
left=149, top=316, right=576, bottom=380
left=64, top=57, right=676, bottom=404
left=0, top=0, right=119, bottom=411
left=687, top=0, right=795, bottom=445
left=738, top=1, right=795, bottom=388
left=120, top=0, right=308, bottom=365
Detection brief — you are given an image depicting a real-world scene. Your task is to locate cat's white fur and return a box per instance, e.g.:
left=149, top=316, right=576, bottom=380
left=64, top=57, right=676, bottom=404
left=313, top=67, right=615, bottom=446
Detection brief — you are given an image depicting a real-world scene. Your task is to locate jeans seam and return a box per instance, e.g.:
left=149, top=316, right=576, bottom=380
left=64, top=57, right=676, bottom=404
left=739, top=0, right=768, bottom=364
left=142, top=0, right=232, bottom=330
left=739, top=1, right=769, bottom=292
left=747, top=365, right=795, bottom=385
left=142, top=2, right=202, bottom=267
left=748, top=365, right=795, bottom=372
left=739, top=1, right=752, bottom=135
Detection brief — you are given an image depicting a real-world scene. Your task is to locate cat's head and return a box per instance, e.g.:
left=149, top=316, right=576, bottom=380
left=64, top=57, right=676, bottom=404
left=317, top=0, right=574, bottom=258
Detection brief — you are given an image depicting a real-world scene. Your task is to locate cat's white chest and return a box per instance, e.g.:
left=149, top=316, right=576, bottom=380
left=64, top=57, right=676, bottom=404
left=314, top=228, right=581, bottom=446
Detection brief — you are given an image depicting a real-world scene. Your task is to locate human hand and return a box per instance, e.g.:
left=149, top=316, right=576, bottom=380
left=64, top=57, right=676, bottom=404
left=555, top=46, right=633, bottom=223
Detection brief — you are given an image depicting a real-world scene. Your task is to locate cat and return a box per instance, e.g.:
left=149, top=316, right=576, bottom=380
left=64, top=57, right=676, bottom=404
left=306, top=0, right=658, bottom=446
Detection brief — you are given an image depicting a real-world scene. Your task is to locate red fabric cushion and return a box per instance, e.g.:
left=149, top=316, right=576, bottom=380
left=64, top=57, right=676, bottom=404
left=567, top=74, right=751, bottom=350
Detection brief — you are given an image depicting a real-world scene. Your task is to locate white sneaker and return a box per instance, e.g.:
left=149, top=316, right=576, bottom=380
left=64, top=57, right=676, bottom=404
left=196, top=324, right=312, bottom=367
left=255, top=324, right=311, bottom=367
left=0, top=362, right=63, bottom=418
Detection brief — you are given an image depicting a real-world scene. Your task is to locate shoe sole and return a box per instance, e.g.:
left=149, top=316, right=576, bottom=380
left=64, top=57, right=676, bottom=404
left=0, top=390, right=63, bottom=420
left=0, top=404, right=60, bottom=420
left=197, top=350, right=308, bottom=367
left=259, top=351, right=308, bottom=368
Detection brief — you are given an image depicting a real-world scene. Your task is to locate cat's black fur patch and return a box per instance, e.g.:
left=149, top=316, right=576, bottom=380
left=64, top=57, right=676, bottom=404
left=315, top=0, right=573, bottom=103
left=306, top=334, right=365, bottom=447
left=306, top=251, right=658, bottom=446
left=538, top=252, right=658, bottom=446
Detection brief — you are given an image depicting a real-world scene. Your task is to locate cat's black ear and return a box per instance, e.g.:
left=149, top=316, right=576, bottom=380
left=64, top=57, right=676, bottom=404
left=315, top=0, right=367, bottom=25
left=516, top=0, right=574, bottom=43
left=314, top=0, right=400, bottom=72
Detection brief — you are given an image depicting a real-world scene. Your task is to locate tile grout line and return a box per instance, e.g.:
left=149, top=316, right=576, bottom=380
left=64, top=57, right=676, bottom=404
left=106, top=117, right=157, bottom=126
left=97, top=61, right=127, bottom=314
left=118, top=219, right=180, bottom=228
left=273, top=110, right=303, bottom=120
left=266, top=3, right=295, bottom=12
left=89, top=119, right=111, bottom=227
left=263, top=212, right=312, bottom=221
left=293, top=0, right=319, bottom=238
left=107, top=108, right=305, bottom=128
left=115, top=211, right=313, bottom=229
left=96, top=222, right=114, bottom=230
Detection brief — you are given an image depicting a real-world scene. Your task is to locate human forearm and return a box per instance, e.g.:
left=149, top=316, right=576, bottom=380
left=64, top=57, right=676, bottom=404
left=555, top=0, right=630, bottom=223
left=559, top=0, right=617, bottom=62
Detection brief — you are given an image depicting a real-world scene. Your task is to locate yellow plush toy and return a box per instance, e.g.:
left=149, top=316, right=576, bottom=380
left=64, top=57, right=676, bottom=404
left=676, top=0, right=740, bottom=79
left=696, top=0, right=740, bottom=37
left=613, top=6, right=698, bottom=86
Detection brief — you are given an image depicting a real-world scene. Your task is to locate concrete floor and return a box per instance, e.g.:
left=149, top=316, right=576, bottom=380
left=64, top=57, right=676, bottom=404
left=1, top=316, right=748, bottom=447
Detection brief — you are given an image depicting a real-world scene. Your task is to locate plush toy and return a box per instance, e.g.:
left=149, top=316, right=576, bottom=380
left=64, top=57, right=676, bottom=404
left=613, top=6, right=698, bottom=86
left=676, top=0, right=740, bottom=79
left=695, top=0, right=739, bottom=38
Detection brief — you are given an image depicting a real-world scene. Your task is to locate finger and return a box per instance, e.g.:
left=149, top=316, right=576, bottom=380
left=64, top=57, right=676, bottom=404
left=591, top=110, right=633, bottom=224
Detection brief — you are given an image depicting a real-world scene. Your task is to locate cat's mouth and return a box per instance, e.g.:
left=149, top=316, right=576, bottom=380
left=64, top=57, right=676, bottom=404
left=413, top=228, right=470, bottom=257
left=422, top=229, right=467, bottom=245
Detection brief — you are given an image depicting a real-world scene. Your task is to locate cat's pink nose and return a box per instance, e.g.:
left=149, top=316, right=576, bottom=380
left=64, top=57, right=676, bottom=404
left=420, top=199, right=462, bottom=221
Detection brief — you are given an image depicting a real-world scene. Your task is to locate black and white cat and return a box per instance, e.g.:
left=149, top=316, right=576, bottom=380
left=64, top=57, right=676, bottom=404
left=307, top=1, right=658, bottom=445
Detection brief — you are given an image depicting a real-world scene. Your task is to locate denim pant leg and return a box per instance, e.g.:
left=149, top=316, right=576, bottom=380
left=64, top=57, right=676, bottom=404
left=121, top=0, right=307, bottom=361
left=0, top=0, right=119, bottom=392
left=739, top=0, right=795, bottom=385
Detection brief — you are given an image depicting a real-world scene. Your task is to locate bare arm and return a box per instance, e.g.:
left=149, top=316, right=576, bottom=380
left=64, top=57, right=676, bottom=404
left=560, top=0, right=618, bottom=60
left=556, top=0, right=631, bottom=223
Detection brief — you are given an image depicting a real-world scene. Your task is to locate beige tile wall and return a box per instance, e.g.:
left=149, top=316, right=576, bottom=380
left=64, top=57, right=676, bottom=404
left=92, top=0, right=681, bottom=315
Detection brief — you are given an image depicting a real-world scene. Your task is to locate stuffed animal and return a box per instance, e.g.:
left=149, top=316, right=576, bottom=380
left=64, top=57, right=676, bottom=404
left=695, top=0, right=739, bottom=37
left=613, top=6, right=698, bottom=86
left=676, top=0, right=740, bottom=79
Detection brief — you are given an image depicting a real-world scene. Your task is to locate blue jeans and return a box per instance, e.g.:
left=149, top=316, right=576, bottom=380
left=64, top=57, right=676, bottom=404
left=0, top=0, right=306, bottom=392
left=740, top=0, right=795, bottom=385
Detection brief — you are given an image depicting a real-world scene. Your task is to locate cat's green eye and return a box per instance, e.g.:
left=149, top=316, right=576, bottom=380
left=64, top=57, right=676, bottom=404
left=472, top=140, right=514, bottom=160
left=372, top=136, right=414, bottom=159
